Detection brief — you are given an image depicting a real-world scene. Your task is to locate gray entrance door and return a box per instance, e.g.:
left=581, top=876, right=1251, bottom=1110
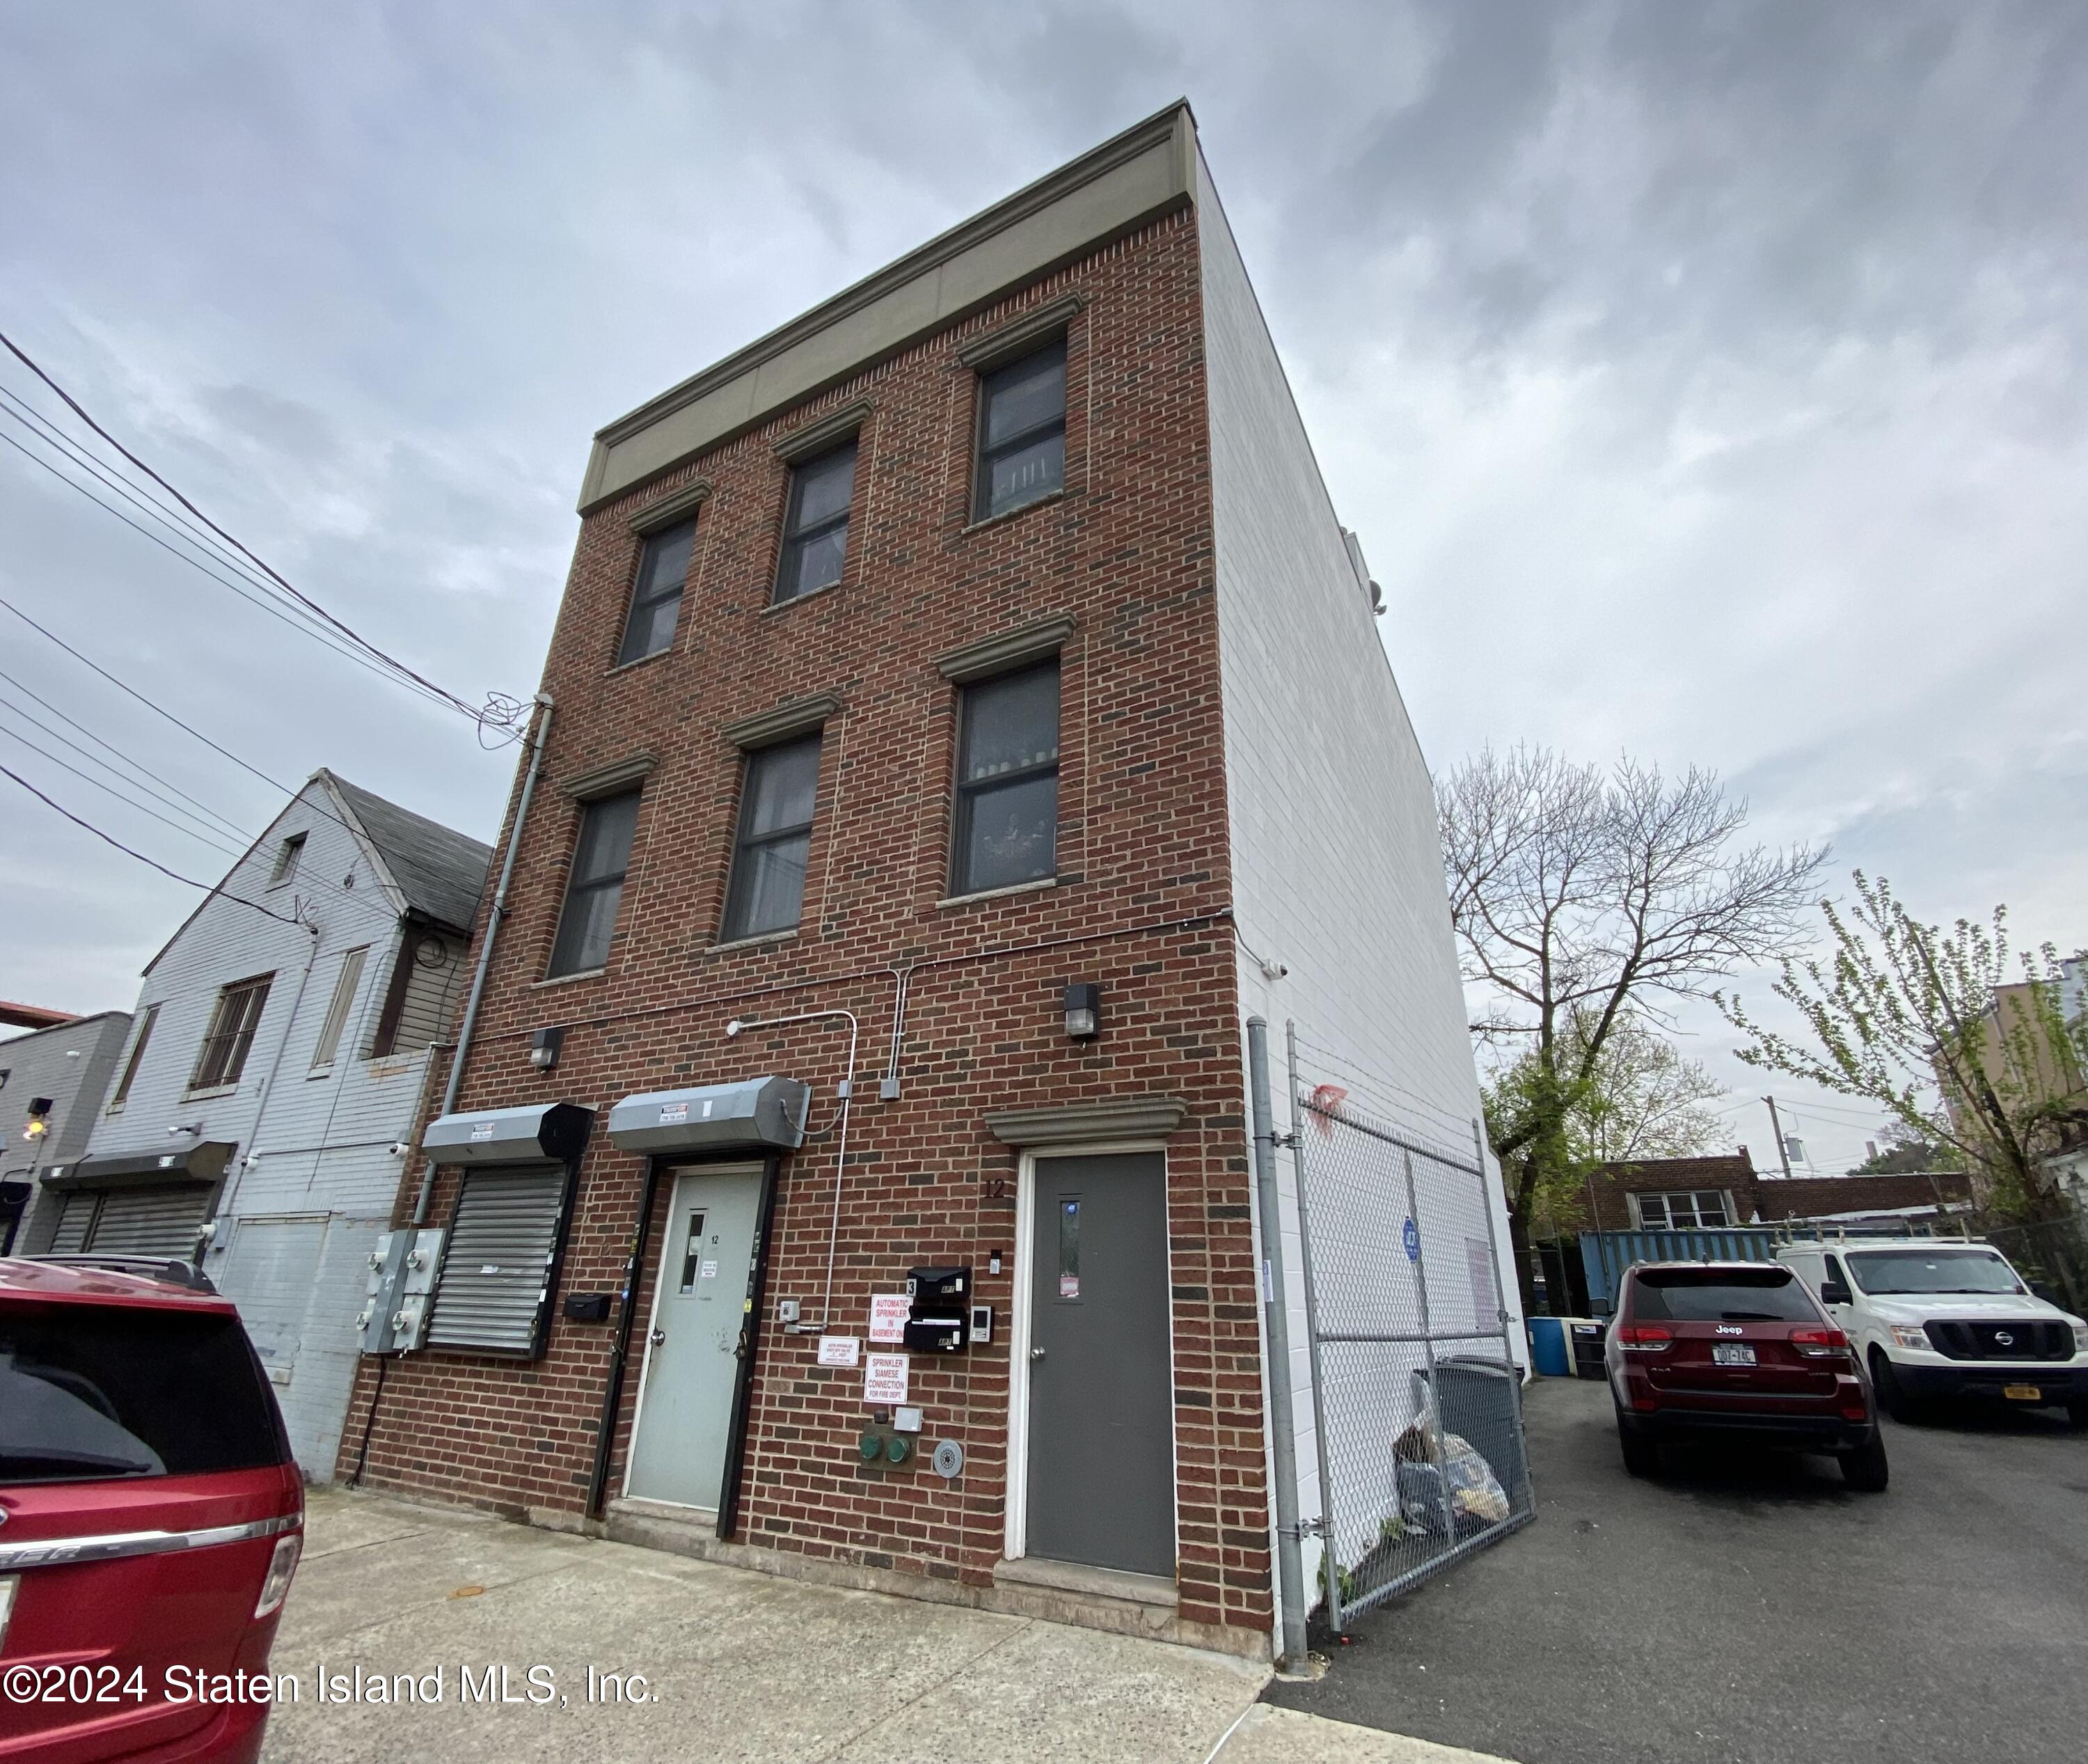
left=1025, top=1152, right=1175, bottom=1577
left=625, top=1165, right=764, bottom=1511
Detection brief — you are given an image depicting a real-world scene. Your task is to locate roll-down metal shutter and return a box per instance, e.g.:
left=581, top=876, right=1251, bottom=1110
left=426, top=1165, right=569, bottom=1355
left=48, top=1191, right=99, bottom=1253
left=84, top=1185, right=212, bottom=1257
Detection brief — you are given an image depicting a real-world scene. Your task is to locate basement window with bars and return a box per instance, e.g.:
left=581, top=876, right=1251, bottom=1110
left=189, top=974, right=274, bottom=1091
left=1634, top=1190, right=1733, bottom=1231
left=425, top=1165, right=575, bottom=1357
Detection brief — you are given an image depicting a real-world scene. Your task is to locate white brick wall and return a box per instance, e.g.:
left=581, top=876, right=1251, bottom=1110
left=1196, top=150, right=1526, bottom=1625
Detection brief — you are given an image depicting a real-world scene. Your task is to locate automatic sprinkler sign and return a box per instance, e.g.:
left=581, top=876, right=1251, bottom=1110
left=1402, top=1218, right=1421, bottom=1263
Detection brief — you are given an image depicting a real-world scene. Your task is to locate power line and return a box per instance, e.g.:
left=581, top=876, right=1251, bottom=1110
left=0, top=762, right=303, bottom=927
left=0, top=715, right=249, bottom=859
left=0, top=328, right=516, bottom=735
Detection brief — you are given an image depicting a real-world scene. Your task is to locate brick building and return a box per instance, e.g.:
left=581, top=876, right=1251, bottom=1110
left=1580, top=1154, right=1972, bottom=1233
left=338, top=103, right=1504, bottom=1660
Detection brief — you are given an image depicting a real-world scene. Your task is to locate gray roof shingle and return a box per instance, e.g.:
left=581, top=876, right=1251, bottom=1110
left=324, top=771, right=493, bottom=934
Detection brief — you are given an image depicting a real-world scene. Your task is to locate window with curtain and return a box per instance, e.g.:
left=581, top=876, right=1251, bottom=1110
left=973, top=338, right=1066, bottom=520
left=721, top=735, right=821, bottom=940
left=617, top=519, right=696, bottom=666
left=951, top=661, right=1059, bottom=895
left=548, top=791, right=642, bottom=975
left=773, top=442, right=856, bottom=604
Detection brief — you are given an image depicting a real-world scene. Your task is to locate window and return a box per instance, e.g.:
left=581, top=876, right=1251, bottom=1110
left=1, top=1305, right=287, bottom=1485
left=107, top=1004, right=158, bottom=1110
left=773, top=441, right=856, bottom=604
left=309, top=946, right=367, bottom=1070
left=189, top=975, right=274, bottom=1090
left=548, top=791, right=641, bottom=976
left=1627, top=1266, right=1817, bottom=1323
left=721, top=735, right=821, bottom=941
left=617, top=518, right=696, bottom=666
left=951, top=660, right=1059, bottom=896
left=267, top=831, right=306, bottom=887
left=973, top=338, right=1066, bottom=520
left=1634, top=1190, right=1731, bottom=1231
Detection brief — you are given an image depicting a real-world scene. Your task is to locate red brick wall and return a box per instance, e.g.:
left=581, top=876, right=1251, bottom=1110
left=338, top=206, right=1274, bottom=1635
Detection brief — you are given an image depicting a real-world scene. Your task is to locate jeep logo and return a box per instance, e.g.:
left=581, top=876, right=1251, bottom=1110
left=1994, top=1330, right=2014, bottom=1347
left=1716, top=1324, right=1743, bottom=1336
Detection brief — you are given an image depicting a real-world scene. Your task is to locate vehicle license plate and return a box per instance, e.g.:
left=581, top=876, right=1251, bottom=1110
left=2002, top=1384, right=2041, bottom=1401
left=1713, top=1344, right=1757, bottom=1366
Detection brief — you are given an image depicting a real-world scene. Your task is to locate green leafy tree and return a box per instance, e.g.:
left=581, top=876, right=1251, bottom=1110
left=1722, top=872, right=2087, bottom=1220
left=1846, top=1119, right=1962, bottom=1176
left=1440, top=746, right=1824, bottom=1314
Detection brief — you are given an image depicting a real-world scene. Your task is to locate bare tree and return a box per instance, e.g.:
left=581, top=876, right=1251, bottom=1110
left=1440, top=746, right=1824, bottom=1312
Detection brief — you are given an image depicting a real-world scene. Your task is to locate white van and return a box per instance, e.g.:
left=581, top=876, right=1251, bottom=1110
left=1776, top=1238, right=2088, bottom=1424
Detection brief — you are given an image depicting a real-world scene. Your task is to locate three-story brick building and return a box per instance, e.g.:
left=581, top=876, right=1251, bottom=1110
left=342, top=102, right=1507, bottom=1659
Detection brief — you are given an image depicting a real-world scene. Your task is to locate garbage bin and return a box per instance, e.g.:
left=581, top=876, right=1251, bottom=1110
left=1569, top=1320, right=1608, bottom=1380
left=1425, top=1355, right=1530, bottom=1515
left=1528, top=1316, right=1571, bottom=1378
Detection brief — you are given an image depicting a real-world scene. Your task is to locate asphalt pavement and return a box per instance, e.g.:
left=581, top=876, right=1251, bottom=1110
left=1264, top=1373, right=2088, bottom=1764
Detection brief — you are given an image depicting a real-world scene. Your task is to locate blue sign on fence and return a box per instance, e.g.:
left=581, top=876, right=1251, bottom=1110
left=1402, top=1217, right=1421, bottom=1262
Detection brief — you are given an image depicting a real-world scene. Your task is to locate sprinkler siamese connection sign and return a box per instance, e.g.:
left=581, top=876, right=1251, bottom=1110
left=863, top=1353, right=909, bottom=1405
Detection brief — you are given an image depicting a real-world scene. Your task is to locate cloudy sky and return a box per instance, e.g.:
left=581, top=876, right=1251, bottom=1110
left=2, top=1, right=2082, bottom=1172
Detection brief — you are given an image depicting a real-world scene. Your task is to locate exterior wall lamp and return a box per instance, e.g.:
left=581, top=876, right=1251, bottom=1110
left=1062, top=983, right=1101, bottom=1041
left=530, top=1025, right=565, bottom=1071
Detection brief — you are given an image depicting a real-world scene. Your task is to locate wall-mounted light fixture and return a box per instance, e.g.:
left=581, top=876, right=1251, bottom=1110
left=530, top=1025, right=565, bottom=1071
left=1062, top=983, right=1101, bottom=1041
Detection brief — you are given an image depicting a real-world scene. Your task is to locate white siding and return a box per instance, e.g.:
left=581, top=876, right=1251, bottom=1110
left=22, top=778, right=445, bottom=1479
left=1196, top=150, right=1526, bottom=1625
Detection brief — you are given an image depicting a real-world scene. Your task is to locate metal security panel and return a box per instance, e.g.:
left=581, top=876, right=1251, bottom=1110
left=48, top=1190, right=97, bottom=1254
left=425, top=1167, right=570, bottom=1355
left=84, top=1185, right=212, bottom=1259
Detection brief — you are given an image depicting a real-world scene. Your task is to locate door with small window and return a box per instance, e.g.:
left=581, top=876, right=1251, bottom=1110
left=625, top=1165, right=764, bottom=1512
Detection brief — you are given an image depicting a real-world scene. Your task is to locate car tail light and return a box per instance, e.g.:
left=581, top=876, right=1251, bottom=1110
left=1618, top=1324, right=1672, bottom=1353
left=1840, top=1401, right=1869, bottom=1421
left=254, top=1532, right=302, bottom=1619
left=1789, top=1327, right=1851, bottom=1359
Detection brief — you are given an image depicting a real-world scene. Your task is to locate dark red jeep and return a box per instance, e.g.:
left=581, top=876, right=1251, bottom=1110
left=1605, top=1260, right=1888, bottom=1492
left=1, top=1257, right=303, bottom=1762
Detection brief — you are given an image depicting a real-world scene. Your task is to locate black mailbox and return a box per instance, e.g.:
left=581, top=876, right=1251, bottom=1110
left=562, top=1292, right=613, bottom=1323
left=905, top=1265, right=970, bottom=1354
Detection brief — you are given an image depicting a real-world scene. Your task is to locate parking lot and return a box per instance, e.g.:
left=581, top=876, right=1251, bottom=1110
left=1265, top=1373, right=2088, bottom=1764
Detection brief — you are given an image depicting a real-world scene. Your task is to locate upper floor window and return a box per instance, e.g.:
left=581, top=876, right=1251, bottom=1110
left=951, top=660, right=1059, bottom=896
left=191, top=975, right=274, bottom=1091
left=309, top=946, right=368, bottom=1071
left=617, top=519, right=696, bottom=666
left=548, top=790, right=641, bottom=976
left=973, top=338, right=1066, bottom=521
left=267, top=831, right=306, bottom=887
left=773, top=442, right=856, bottom=605
left=721, top=735, right=821, bottom=942
left=1634, top=1190, right=1732, bottom=1231
left=107, top=1003, right=158, bottom=1111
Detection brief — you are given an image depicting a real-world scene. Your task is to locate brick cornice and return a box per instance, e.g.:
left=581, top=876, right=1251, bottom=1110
left=984, top=1097, right=1187, bottom=1146
left=934, top=615, right=1076, bottom=684
left=954, top=294, right=1086, bottom=372
left=560, top=753, right=658, bottom=800
left=720, top=694, right=843, bottom=751
left=772, top=400, right=873, bottom=464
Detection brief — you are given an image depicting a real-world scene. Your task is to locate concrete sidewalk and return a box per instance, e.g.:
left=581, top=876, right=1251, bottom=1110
left=260, top=1488, right=1511, bottom=1763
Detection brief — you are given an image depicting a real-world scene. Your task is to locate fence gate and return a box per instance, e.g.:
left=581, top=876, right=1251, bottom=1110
left=1288, top=1026, right=1535, bottom=1630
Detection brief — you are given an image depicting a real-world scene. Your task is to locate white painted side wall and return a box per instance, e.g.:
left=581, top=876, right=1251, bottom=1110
left=22, top=780, right=452, bottom=1479
left=1195, top=152, right=1526, bottom=1625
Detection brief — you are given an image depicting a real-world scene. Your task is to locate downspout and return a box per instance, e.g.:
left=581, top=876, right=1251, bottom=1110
left=410, top=693, right=554, bottom=1227
left=203, top=908, right=322, bottom=1259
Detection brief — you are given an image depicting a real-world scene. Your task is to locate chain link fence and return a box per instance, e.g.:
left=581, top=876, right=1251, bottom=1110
left=1286, top=1028, right=1534, bottom=1630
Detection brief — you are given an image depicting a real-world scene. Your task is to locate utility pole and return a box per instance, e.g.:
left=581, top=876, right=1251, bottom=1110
left=1764, top=1096, right=1794, bottom=1179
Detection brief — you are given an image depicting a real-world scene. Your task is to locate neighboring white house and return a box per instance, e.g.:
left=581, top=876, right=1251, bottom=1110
left=21, top=770, right=489, bottom=1480
left=1, top=1007, right=134, bottom=1252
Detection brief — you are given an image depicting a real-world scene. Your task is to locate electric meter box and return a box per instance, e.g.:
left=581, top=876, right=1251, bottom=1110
left=904, top=1265, right=971, bottom=1354
left=356, top=1227, right=443, bottom=1354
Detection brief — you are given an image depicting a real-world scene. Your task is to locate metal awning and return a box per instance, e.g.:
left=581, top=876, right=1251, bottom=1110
left=422, top=1102, right=593, bottom=1167
left=42, top=1142, right=235, bottom=1191
left=607, top=1077, right=810, bottom=1156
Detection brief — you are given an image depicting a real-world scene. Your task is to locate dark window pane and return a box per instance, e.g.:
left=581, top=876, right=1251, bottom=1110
left=960, top=664, right=1060, bottom=782
left=723, top=737, right=820, bottom=940
left=618, top=520, right=695, bottom=664
left=743, top=738, right=821, bottom=837
left=983, top=433, right=1064, bottom=518
left=1629, top=1269, right=1817, bottom=1323
left=957, top=772, right=1059, bottom=893
left=793, top=443, right=855, bottom=528
left=2, top=1305, right=284, bottom=1484
left=778, top=523, right=849, bottom=602
left=549, top=792, right=640, bottom=975
left=981, top=344, right=1065, bottom=448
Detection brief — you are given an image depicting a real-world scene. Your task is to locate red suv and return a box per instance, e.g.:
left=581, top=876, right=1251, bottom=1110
left=0, top=1257, right=303, bottom=1762
left=1606, top=1260, right=1889, bottom=1492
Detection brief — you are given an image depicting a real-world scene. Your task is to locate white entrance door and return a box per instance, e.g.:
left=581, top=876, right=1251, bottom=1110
left=624, top=1165, right=764, bottom=1512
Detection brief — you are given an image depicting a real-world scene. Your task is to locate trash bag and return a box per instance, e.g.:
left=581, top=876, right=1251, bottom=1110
left=1393, top=1392, right=1511, bottom=1531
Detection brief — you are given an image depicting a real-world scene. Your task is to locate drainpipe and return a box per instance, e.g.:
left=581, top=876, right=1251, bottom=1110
left=202, top=908, right=322, bottom=1261
left=410, top=693, right=554, bottom=1228
left=1247, top=1016, right=1309, bottom=1671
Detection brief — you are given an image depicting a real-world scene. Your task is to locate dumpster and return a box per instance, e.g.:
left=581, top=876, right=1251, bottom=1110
left=1569, top=1320, right=1608, bottom=1380
left=1528, top=1316, right=1571, bottom=1378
